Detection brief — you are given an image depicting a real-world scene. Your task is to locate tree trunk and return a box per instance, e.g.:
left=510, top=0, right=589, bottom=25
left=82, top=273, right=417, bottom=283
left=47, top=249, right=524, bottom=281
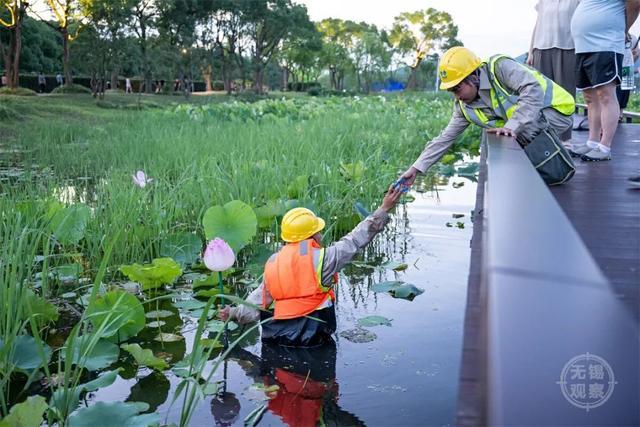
left=253, top=64, right=264, bottom=94
left=62, top=28, right=72, bottom=85
left=139, top=21, right=152, bottom=94
left=110, top=69, right=119, bottom=91
left=406, top=63, right=420, bottom=90
left=202, top=64, right=212, bottom=92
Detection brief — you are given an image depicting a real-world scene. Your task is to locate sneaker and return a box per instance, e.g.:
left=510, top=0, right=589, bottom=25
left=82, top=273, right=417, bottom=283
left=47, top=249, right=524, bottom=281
left=569, top=144, right=592, bottom=157
left=628, top=176, right=640, bottom=188
left=581, top=148, right=611, bottom=161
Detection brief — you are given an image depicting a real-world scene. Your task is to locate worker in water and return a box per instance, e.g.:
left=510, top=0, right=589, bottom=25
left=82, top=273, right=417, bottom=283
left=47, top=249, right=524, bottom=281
left=218, top=187, right=403, bottom=347
left=399, top=46, right=576, bottom=186
left=216, top=340, right=365, bottom=427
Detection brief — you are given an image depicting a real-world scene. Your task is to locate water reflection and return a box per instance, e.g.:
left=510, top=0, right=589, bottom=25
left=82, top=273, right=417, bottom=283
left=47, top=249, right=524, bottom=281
left=223, top=340, right=364, bottom=427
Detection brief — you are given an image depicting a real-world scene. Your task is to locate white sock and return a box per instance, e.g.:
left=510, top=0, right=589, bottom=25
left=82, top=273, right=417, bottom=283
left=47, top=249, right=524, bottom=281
left=586, top=140, right=599, bottom=149
left=597, top=143, right=610, bottom=153
left=562, top=140, right=573, bottom=149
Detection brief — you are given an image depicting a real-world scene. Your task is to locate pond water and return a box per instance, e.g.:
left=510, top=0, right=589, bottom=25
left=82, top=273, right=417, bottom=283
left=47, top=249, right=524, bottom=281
left=86, top=172, right=478, bottom=426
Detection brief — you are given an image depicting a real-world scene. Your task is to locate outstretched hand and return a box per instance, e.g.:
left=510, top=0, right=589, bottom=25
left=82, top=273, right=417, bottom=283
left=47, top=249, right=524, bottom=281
left=486, top=127, right=516, bottom=138
left=380, top=186, right=404, bottom=212
left=217, top=305, right=231, bottom=321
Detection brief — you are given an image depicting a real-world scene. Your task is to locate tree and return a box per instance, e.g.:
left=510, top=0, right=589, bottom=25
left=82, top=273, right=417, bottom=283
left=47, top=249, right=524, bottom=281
left=42, top=0, right=83, bottom=86
left=0, top=0, right=28, bottom=88
left=129, top=0, right=157, bottom=93
left=242, top=0, right=314, bottom=94
left=389, top=8, right=460, bottom=90
left=317, top=18, right=368, bottom=91
left=278, top=18, right=321, bottom=90
left=352, top=29, right=391, bottom=93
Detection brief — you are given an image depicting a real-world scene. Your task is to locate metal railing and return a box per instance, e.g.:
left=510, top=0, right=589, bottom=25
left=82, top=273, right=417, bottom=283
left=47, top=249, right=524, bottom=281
left=480, top=132, right=639, bottom=425
left=575, top=102, right=640, bottom=123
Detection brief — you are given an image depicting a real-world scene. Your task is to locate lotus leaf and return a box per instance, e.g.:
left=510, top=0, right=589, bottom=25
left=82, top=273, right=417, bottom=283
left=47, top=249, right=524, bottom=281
left=205, top=320, right=239, bottom=333
left=51, top=263, right=82, bottom=282
left=339, top=328, right=377, bottom=343
left=48, top=204, right=91, bottom=245
left=119, top=257, right=182, bottom=290
left=68, top=402, right=160, bottom=427
left=86, top=290, right=145, bottom=341
left=121, top=344, right=169, bottom=371
left=254, top=200, right=286, bottom=228
left=203, top=200, right=257, bottom=252
left=192, top=272, right=230, bottom=289
left=357, top=315, right=393, bottom=327
left=173, top=299, right=206, bottom=310
left=145, top=310, right=173, bottom=319
left=159, top=233, right=202, bottom=267
left=195, top=287, right=230, bottom=299
left=371, top=281, right=424, bottom=300
left=154, top=333, right=184, bottom=342
left=0, top=395, right=48, bottom=427
left=286, top=175, right=309, bottom=199
left=203, top=382, right=219, bottom=396
left=339, top=162, right=365, bottom=181
left=0, top=335, right=52, bottom=372
left=81, top=369, right=121, bottom=392
left=380, top=261, right=408, bottom=271
left=23, top=289, right=58, bottom=327
left=146, top=320, right=165, bottom=328
left=62, top=335, right=119, bottom=371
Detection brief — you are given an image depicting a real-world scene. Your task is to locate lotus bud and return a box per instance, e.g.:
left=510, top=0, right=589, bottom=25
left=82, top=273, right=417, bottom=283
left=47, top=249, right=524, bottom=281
left=203, top=238, right=235, bottom=271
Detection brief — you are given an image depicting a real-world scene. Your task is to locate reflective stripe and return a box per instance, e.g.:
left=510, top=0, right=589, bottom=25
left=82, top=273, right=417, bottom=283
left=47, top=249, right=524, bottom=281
left=299, top=240, right=308, bottom=256
left=313, top=248, right=331, bottom=292
left=459, top=102, right=502, bottom=128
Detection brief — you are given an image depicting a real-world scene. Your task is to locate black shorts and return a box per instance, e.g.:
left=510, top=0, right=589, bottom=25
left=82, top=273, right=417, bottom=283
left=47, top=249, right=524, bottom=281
left=575, top=52, right=623, bottom=90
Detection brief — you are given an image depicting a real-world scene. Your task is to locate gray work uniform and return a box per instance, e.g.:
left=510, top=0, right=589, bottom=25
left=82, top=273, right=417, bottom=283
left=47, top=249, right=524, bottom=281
left=229, top=208, right=391, bottom=324
left=412, top=57, right=573, bottom=173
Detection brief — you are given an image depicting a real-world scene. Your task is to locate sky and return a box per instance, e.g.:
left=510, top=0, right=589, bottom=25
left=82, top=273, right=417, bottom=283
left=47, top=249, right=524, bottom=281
left=299, top=0, right=640, bottom=58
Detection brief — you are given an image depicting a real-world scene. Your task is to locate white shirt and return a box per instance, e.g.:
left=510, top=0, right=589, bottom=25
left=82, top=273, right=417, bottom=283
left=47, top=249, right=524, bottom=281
left=533, top=0, right=581, bottom=50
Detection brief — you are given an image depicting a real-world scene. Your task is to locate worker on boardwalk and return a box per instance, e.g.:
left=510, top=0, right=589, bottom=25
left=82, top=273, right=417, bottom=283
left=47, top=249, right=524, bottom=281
left=218, top=187, right=403, bottom=347
left=400, top=46, right=576, bottom=186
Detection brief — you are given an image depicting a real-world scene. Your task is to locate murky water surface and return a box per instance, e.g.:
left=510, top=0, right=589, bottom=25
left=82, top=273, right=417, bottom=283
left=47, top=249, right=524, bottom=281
left=88, top=174, right=477, bottom=426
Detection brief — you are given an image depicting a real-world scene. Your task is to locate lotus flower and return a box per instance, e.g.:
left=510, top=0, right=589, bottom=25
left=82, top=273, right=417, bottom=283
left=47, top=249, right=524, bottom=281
left=203, top=238, right=235, bottom=272
left=132, top=170, right=153, bottom=188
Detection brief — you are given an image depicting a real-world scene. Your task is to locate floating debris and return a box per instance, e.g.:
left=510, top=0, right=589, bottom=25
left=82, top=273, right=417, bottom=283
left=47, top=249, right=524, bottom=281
left=357, top=315, right=392, bottom=327
left=340, top=328, right=377, bottom=343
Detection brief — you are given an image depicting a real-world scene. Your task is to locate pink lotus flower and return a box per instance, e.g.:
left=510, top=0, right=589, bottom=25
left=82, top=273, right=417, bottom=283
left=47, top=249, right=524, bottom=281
left=203, top=238, right=235, bottom=271
left=132, top=170, right=153, bottom=188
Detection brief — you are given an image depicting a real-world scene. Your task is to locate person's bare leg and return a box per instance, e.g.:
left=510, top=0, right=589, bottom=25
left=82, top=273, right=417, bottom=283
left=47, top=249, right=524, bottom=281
left=596, top=82, right=620, bottom=148
left=584, top=88, right=602, bottom=142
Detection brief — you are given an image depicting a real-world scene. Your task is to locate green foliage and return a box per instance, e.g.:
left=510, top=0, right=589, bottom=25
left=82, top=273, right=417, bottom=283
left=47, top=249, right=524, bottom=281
left=0, top=335, right=51, bottom=373
left=48, top=204, right=91, bottom=246
left=120, top=344, right=169, bottom=371
left=67, top=402, right=160, bottom=427
left=202, top=200, right=257, bottom=252
left=159, top=233, right=202, bottom=267
left=61, top=335, right=119, bottom=371
left=371, top=281, right=425, bottom=300
left=0, top=87, right=37, bottom=96
left=357, top=315, right=393, bottom=327
left=0, top=395, right=48, bottom=427
left=119, top=258, right=182, bottom=291
left=85, top=290, right=145, bottom=342
left=51, top=84, right=92, bottom=95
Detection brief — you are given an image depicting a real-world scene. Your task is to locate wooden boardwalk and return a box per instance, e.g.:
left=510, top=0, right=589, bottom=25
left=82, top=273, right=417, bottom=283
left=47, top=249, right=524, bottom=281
left=456, top=121, right=640, bottom=426
left=550, top=124, right=640, bottom=320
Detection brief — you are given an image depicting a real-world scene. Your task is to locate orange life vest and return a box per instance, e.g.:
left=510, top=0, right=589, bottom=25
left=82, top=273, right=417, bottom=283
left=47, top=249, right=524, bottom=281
left=263, top=239, right=336, bottom=320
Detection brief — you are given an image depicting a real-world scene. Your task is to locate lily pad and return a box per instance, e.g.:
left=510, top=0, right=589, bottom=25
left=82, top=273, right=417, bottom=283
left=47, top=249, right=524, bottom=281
left=173, top=299, right=206, bottom=311
left=205, top=320, right=239, bottom=333
left=145, top=310, right=173, bottom=319
left=68, top=401, right=160, bottom=427
left=146, top=320, right=165, bottom=328
left=380, top=261, right=408, bottom=271
left=62, top=336, right=119, bottom=371
left=452, top=213, right=465, bottom=218
left=339, top=328, right=377, bottom=343
left=357, top=315, right=393, bottom=327
left=154, top=333, right=184, bottom=343
left=0, top=395, right=48, bottom=427
left=120, top=258, right=182, bottom=291
left=202, top=200, right=257, bottom=252
left=0, top=335, right=52, bottom=373
left=286, top=175, right=309, bottom=199
left=51, top=263, right=82, bottom=283
left=254, top=200, right=286, bottom=228
left=86, top=290, right=145, bottom=342
left=339, top=161, right=365, bottom=181
left=121, top=343, right=169, bottom=371
left=159, top=233, right=202, bottom=267
left=371, top=281, right=424, bottom=300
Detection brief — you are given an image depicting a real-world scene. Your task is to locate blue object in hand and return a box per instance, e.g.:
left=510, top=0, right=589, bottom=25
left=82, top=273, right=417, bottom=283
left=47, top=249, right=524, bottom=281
left=392, top=177, right=409, bottom=193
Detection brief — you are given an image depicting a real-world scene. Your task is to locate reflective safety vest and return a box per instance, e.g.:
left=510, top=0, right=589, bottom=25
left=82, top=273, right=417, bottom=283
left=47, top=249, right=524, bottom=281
left=263, top=239, right=337, bottom=320
left=458, top=54, right=575, bottom=128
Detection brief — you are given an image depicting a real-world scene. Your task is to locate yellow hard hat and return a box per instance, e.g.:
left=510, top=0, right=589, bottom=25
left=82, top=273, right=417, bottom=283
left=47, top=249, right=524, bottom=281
left=439, top=46, right=482, bottom=90
left=281, top=207, right=325, bottom=243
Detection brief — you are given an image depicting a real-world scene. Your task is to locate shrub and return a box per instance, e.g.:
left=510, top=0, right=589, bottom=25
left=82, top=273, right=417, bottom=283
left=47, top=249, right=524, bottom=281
left=0, top=86, right=38, bottom=96
left=51, top=84, right=92, bottom=94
